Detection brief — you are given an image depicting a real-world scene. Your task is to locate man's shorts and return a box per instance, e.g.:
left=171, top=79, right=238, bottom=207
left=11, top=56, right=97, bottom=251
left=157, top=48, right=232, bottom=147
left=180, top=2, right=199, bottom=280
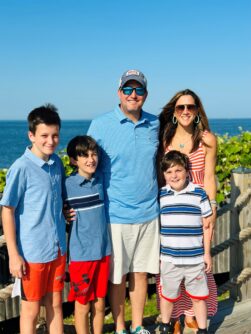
left=68, top=255, right=110, bottom=305
left=21, top=252, right=66, bottom=301
left=109, top=217, right=160, bottom=284
left=160, top=261, right=209, bottom=301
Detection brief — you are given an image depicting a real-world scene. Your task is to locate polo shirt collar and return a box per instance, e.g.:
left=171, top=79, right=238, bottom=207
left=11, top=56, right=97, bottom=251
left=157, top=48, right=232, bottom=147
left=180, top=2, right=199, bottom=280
left=115, top=105, right=149, bottom=125
left=138, top=110, right=150, bottom=125
left=114, top=106, right=128, bottom=123
left=72, top=172, right=97, bottom=186
left=24, top=147, right=56, bottom=167
left=165, top=181, right=195, bottom=195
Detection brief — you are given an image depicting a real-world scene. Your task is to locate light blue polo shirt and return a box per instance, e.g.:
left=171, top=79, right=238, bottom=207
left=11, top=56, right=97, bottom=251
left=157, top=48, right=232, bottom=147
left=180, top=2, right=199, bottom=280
left=0, top=147, right=66, bottom=263
left=63, top=172, right=111, bottom=261
left=88, top=106, right=159, bottom=224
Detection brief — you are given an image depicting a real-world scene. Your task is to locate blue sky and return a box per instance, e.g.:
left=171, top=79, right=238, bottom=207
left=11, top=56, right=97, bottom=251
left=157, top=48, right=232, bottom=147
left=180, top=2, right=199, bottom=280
left=0, top=0, right=250, bottom=120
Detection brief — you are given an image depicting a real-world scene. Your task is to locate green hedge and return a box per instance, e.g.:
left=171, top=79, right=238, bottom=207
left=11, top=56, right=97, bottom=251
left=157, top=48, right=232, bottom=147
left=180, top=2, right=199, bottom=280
left=1, top=131, right=251, bottom=205
left=216, top=131, right=251, bottom=204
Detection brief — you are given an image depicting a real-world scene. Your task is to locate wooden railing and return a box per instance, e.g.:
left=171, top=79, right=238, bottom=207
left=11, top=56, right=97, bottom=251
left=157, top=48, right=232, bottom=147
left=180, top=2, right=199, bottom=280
left=0, top=168, right=251, bottom=322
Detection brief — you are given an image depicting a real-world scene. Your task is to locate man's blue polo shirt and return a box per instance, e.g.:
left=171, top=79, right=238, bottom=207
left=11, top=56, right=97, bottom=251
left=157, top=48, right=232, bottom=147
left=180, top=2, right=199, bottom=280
left=63, top=172, right=111, bottom=261
left=88, top=106, right=159, bottom=224
left=0, top=147, right=66, bottom=263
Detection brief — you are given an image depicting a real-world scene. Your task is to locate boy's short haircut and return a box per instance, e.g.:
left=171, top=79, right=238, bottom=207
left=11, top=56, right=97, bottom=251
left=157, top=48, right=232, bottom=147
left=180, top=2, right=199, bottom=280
left=67, top=135, right=98, bottom=161
left=160, top=150, right=189, bottom=172
left=28, top=104, right=61, bottom=134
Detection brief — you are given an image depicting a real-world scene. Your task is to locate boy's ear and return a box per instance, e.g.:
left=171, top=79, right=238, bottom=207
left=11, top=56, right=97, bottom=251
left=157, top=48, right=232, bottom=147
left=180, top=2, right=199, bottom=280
left=28, top=131, right=35, bottom=143
left=70, top=157, right=78, bottom=166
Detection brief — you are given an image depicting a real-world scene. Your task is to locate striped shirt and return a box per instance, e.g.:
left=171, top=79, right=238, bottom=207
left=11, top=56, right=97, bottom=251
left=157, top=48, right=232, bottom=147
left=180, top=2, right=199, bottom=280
left=160, top=182, right=212, bottom=265
left=64, top=172, right=111, bottom=262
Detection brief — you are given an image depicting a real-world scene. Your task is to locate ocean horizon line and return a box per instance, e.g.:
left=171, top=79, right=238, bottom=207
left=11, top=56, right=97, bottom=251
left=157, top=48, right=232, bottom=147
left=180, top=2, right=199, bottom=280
left=0, top=118, right=251, bottom=168
left=0, top=117, right=251, bottom=122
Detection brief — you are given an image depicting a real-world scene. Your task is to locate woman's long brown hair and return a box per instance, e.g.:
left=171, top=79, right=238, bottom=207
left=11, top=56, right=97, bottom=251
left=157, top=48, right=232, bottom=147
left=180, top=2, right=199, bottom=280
left=157, top=89, right=211, bottom=187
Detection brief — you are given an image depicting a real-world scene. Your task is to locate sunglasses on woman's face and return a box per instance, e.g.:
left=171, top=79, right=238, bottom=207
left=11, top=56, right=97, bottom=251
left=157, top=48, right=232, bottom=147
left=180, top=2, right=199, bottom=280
left=175, top=104, right=198, bottom=113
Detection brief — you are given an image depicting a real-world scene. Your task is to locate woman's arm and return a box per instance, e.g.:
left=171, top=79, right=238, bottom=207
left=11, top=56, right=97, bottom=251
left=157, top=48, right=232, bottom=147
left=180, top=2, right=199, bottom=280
left=203, top=132, right=218, bottom=230
left=203, top=216, right=213, bottom=273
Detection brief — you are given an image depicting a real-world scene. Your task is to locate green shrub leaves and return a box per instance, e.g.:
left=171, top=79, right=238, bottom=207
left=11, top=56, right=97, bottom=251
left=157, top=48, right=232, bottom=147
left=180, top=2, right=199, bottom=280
left=0, top=132, right=250, bottom=206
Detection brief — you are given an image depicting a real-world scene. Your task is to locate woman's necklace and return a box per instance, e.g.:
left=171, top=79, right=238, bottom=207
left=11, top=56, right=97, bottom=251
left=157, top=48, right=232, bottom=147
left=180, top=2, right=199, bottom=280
left=175, top=135, right=192, bottom=150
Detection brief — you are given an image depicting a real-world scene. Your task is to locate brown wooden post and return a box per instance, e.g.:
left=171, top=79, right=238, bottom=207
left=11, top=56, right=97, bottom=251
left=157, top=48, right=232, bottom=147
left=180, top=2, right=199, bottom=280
left=230, top=167, right=251, bottom=301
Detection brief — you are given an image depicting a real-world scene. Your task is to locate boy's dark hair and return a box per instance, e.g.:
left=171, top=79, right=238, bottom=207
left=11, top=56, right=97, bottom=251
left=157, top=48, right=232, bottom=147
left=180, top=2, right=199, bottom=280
left=67, top=135, right=98, bottom=160
left=28, top=104, right=61, bottom=134
left=160, top=150, right=189, bottom=172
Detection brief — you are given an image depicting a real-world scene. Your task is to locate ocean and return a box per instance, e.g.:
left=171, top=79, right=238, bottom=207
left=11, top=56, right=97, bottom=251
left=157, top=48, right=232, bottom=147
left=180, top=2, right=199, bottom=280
left=0, top=118, right=251, bottom=169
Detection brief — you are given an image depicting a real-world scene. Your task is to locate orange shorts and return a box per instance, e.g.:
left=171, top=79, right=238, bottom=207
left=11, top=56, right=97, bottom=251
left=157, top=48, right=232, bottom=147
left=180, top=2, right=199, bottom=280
left=68, top=255, right=110, bottom=305
left=21, top=252, right=66, bottom=301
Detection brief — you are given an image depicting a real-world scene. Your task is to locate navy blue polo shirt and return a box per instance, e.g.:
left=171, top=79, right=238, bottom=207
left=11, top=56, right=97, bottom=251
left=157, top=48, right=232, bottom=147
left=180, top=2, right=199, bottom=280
left=64, top=172, right=111, bottom=262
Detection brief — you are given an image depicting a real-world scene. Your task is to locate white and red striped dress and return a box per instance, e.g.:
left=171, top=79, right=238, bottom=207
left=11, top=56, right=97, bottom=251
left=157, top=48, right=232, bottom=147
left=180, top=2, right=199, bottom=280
left=157, top=137, right=218, bottom=317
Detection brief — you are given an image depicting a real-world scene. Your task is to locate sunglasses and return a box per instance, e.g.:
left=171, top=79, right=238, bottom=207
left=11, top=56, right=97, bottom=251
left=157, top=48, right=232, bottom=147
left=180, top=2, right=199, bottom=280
left=121, top=86, right=146, bottom=96
left=175, top=104, right=198, bottom=113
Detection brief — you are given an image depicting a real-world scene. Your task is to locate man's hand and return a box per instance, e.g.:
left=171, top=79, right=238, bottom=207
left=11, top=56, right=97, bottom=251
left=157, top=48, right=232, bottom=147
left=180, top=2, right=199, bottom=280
left=9, top=254, right=26, bottom=278
left=204, top=253, right=212, bottom=274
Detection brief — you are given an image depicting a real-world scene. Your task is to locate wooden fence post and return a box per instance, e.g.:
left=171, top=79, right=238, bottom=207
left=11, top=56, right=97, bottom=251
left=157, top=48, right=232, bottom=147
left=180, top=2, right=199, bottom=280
left=230, top=167, right=251, bottom=301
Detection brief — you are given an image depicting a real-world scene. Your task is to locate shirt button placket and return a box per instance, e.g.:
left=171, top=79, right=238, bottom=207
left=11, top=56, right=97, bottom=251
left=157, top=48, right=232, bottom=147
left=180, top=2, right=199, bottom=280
left=134, top=125, right=138, bottom=147
left=50, top=164, right=59, bottom=253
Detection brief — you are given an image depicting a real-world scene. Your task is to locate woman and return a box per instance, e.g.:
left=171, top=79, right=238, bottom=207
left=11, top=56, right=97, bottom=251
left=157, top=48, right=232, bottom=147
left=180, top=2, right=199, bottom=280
left=157, top=89, right=218, bottom=333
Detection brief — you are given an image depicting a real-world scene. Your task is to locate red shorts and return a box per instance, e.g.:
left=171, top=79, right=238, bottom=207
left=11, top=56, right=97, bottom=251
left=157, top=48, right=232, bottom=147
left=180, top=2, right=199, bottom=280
left=68, top=255, right=110, bottom=305
left=21, top=252, right=66, bottom=301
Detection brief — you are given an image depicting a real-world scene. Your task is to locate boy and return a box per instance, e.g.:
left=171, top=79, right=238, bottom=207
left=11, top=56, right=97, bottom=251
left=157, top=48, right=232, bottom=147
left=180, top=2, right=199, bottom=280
left=64, top=135, right=111, bottom=334
left=159, top=151, right=213, bottom=334
left=0, top=104, right=66, bottom=334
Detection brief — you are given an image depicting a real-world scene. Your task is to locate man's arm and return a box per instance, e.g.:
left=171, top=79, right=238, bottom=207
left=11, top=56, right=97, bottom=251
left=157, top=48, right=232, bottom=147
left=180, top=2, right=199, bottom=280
left=203, top=216, right=213, bottom=273
left=2, top=206, right=26, bottom=278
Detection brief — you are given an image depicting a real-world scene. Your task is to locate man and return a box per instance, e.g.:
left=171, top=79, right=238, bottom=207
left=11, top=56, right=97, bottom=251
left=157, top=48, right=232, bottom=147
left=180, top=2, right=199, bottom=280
left=88, top=69, right=159, bottom=334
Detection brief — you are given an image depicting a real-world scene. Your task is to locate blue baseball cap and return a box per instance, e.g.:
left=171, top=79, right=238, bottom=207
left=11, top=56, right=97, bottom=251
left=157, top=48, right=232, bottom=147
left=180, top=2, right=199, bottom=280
left=119, top=69, right=147, bottom=89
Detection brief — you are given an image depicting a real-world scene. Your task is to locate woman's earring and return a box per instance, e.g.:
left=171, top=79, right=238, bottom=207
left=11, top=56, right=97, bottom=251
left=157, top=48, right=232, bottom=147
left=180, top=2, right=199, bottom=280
left=172, top=115, right=177, bottom=124
left=194, top=114, right=201, bottom=124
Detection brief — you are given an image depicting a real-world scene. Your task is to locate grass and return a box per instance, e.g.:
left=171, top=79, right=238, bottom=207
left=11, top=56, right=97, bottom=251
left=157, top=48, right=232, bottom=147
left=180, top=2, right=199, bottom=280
left=64, top=293, right=158, bottom=327
left=105, top=293, right=158, bottom=325
left=217, top=290, right=230, bottom=302
left=64, top=291, right=230, bottom=330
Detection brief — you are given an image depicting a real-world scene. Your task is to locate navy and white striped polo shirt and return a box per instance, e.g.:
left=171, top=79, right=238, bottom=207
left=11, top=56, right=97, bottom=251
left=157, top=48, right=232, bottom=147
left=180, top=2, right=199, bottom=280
left=64, top=172, right=111, bottom=262
left=160, top=182, right=212, bottom=265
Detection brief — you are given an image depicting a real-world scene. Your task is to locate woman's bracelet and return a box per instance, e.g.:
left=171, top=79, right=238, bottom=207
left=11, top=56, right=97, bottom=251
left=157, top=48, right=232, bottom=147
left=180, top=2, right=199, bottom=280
left=210, top=199, right=218, bottom=208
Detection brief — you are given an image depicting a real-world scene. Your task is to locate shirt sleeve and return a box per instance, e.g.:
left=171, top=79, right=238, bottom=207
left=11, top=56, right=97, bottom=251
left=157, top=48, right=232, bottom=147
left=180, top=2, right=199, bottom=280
left=87, top=119, right=99, bottom=140
left=0, top=164, right=26, bottom=208
left=58, top=163, right=67, bottom=202
left=87, top=119, right=106, bottom=172
left=58, top=157, right=66, bottom=201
